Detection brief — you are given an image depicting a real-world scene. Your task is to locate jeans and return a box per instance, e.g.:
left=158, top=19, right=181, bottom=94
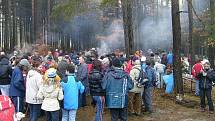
left=156, top=72, right=164, bottom=88
left=29, top=104, right=41, bottom=121
left=62, top=109, right=77, bottom=121
left=195, top=80, right=200, bottom=96
left=142, top=87, right=153, bottom=112
left=11, top=96, right=24, bottom=113
left=0, top=85, right=10, bottom=96
left=93, top=96, right=104, bottom=121
left=45, top=110, right=59, bottom=121
left=109, top=107, right=128, bottom=121
left=200, top=88, right=214, bottom=111
left=78, top=91, right=86, bottom=107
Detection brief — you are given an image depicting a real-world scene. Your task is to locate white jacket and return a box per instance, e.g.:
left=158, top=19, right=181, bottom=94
left=154, top=62, right=165, bottom=73
left=26, top=70, right=43, bottom=104
left=37, top=83, right=63, bottom=111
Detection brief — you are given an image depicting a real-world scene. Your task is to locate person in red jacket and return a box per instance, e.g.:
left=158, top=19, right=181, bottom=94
left=191, top=59, right=203, bottom=96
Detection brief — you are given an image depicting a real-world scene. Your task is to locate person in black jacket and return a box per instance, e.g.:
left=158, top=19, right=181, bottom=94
left=89, top=59, right=105, bottom=121
left=197, top=61, right=214, bottom=114
left=0, top=54, right=12, bottom=96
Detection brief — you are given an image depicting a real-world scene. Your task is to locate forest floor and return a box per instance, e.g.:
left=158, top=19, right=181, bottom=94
left=23, top=85, right=215, bottom=121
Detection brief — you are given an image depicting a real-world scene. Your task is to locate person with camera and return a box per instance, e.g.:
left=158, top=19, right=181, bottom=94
left=197, top=61, right=214, bottom=114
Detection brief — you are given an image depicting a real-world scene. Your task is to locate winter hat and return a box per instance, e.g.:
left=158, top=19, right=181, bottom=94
left=14, top=51, right=18, bottom=56
left=47, top=68, right=57, bottom=78
left=32, top=56, right=42, bottom=62
left=141, top=56, right=146, bottom=62
left=201, top=59, right=210, bottom=65
left=112, top=58, right=122, bottom=67
left=102, top=57, right=110, bottom=65
left=19, top=59, right=30, bottom=67
left=0, top=51, right=5, bottom=55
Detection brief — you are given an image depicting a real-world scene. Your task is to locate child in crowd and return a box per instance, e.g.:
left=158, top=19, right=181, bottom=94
left=61, top=64, right=85, bottom=121
left=37, top=68, right=64, bottom=121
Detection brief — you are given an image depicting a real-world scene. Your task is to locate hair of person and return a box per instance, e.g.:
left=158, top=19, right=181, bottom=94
left=92, top=59, right=102, bottom=72
left=44, top=78, right=59, bottom=88
left=66, top=64, right=75, bottom=74
left=79, top=55, right=86, bottom=61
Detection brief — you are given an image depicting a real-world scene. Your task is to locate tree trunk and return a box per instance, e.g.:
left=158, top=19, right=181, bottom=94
left=11, top=0, right=16, bottom=49
left=188, top=0, right=195, bottom=67
left=32, top=0, right=36, bottom=43
left=122, top=0, right=134, bottom=56
left=209, top=0, right=215, bottom=68
left=171, top=0, right=184, bottom=99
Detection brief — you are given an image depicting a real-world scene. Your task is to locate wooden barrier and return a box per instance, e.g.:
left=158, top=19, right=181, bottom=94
left=182, top=74, right=196, bottom=93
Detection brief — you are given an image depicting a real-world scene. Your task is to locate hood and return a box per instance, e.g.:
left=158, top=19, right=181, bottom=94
left=110, top=68, right=127, bottom=79
left=27, top=70, right=36, bottom=78
left=0, top=57, right=9, bottom=65
left=44, top=85, right=55, bottom=93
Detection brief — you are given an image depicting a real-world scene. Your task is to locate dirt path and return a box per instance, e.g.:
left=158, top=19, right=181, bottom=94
left=24, top=89, right=215, bottom=121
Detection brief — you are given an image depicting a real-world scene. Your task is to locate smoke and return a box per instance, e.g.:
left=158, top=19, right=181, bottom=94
left=96, top=19, right=124, bottom=56
left=192, top=0, right=210, bottom=14
left=138, top=0, right=209, bottom=52
left=139, top=4, right=172, bottom=51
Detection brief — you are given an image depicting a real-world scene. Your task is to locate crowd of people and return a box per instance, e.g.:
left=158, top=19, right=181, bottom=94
left=0, top=48, right=214, bottom=121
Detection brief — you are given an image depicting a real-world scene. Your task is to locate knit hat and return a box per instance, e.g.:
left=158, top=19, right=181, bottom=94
left=102, top=57, right=110, bottom=65
left=47, top=68, right=57, bottom=78
left=32, top=56, right=42, bottom=62
left=112, top=58, right=122, bottom=67
left=141, top=56, right=146, bottom=62
left=19, top=59, right=30, bottom=67
left=201, top=59, right=210, bottom=65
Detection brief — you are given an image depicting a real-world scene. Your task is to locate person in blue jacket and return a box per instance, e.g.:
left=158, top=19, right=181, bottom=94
left=167, top=51, right=173, bottom=65
left=102, top=58, right=134, bottom=121
left=142, top=60, right=156, bottom=113
left=61, top=64, right=85, bottom=121
left=9, top=59, right=30, bottom=113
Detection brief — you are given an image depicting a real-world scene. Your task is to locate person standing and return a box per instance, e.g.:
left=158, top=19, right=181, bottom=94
left=89, top=59, right=105, bottom=121
left=37, top=68, right=64, bottom=121
left=154, top=62, right=166, bottom=88
left=0, top=53, right=12, bottom=96
left=9, top=59, right=30, bottom=113
left=191, top=59, right=203, bottom=96
left=26, top=56, right=43, bottom=121
left=197, top=62, right=214, bottom=114
left=102, top=58, right=134, bottom=121
left=61, top=64, right=85, bottom=121
left=128, top=59, right=143, bottom=115
left=142, top=60, right=156, bottom=113
left=167, top=51, right=173, bottom=65
left=76, top=56, right=88, bottom=107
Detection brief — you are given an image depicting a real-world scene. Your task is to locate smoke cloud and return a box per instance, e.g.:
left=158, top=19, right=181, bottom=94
left=96, top=19, right=124, bottom=56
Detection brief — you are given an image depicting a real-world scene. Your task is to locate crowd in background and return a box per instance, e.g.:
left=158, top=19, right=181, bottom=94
left=0, top=48, right=214, bottom=121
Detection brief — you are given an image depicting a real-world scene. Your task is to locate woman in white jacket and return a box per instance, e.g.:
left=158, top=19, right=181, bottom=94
left=26, top=56, right=43, bottom=121
left=37, top=68, right=63, bottom=121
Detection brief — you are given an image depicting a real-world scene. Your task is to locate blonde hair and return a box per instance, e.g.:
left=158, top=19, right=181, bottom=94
left=43, top=77, right=60, bottom=88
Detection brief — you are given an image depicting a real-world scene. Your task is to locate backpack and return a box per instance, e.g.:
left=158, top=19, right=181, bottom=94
left=134, top=67, right=148, bottom=88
